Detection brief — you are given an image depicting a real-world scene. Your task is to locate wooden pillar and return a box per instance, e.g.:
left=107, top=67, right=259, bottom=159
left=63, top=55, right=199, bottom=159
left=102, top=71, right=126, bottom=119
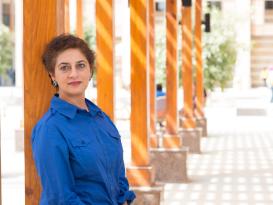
left=149, top=1, right=188, bottom=185
left=179, top=0, right=202, bottom=153
left=96, top=0, right=115, bottom=121
left=149, top=0, right=157, bottom=148
left=194, top=0, right=207, bottom=137
left=76, top=0, right=83, bottom=38
left=24, top=1, right=63, bottom=204
left=163, top=0, right=180, bottom=148
left=126, top=0, right=154, bottom=187
left=181, top=2, right=195, bottom=129
left=195, top=0, right=204, bottom=118
left=57, top=0, right=70, bottom=33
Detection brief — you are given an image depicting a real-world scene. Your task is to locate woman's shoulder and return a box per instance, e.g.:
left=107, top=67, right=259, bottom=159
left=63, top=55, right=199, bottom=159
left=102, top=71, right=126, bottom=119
left=34, top=109, right=58, bottom=129
left=32, top=109, right=63, bottom=143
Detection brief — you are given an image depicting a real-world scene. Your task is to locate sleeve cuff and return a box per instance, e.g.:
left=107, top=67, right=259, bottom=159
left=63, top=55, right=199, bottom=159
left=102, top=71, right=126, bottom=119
left=118, top=190, right=136, bottom=205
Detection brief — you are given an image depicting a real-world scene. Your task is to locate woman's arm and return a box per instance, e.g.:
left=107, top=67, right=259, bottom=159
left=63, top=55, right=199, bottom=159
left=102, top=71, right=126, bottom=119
left=32, top=123, right=85, bottom=205
left=117, top=156, right=136, bottom=205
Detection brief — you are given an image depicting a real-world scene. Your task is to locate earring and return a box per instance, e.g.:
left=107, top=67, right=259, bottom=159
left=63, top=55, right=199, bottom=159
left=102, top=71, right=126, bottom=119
left=52, top=80, right=58, bottom=87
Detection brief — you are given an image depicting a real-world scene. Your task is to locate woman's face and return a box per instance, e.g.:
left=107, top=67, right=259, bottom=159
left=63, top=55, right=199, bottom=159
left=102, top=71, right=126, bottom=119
left=51, top=48, right=91, bottom=100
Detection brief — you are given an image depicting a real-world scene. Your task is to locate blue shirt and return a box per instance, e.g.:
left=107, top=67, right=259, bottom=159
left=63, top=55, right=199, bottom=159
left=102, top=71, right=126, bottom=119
left=32, top=94, right=136, bottom=205
left=156, top=91, right=166, bottom=97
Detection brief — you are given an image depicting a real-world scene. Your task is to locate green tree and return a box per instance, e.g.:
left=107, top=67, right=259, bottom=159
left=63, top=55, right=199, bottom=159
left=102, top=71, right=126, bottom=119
left=84, top=27, right=96, bottom=85
left=84, top=27, right=96, bottom=50
left=203, top=8, right=237, bottom=91
left=0, top=25, right=13, bottom=78
left=155, top=23, right=166, bottom=86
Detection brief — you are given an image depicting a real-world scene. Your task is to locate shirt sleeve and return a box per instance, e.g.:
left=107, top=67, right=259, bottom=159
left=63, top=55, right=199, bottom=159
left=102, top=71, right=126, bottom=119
left=117, top=157, right=136, bottom=205
left=32, top=123, right=85, bottom=205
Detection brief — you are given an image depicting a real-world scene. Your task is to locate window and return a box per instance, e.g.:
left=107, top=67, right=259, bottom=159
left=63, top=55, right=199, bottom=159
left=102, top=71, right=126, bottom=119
left=155, top=2, right=165, bottom=12
left=207, top=1, right=222, bottom=10
left=265, top=1, right=273, bottom=23
left=2, top=3, right=10, bottom=27
left=265, top=1, right=273, bottom=9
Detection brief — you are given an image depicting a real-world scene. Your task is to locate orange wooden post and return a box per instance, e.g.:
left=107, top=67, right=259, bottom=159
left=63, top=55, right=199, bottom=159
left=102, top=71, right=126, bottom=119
left=126, top=0, right=154, bottom=187
left=149, top=1, right=188, bottom=184
left=195, top=0, right=204, bottom=118
left=76, top=0, right=83, bottom=38
left=149, top=0, right=158, bottom=148
left=194, top=0, right=207, bottom=136
left=96, top=0, right=115, bottom=121
left=180, top=0, right=202, bottom=153
left=163, top=0, right=180, bottom=148
left=181, top=3, right=195, bottom=129
left=57, top=0, right=70, bottom=34
left=24, top=1, right=63, bottom=204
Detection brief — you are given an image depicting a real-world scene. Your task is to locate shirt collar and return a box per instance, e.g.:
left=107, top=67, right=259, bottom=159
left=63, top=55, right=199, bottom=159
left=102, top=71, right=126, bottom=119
left=85, top=98, right=104, bottom=117
left=50, top=94, right=103, bottom=119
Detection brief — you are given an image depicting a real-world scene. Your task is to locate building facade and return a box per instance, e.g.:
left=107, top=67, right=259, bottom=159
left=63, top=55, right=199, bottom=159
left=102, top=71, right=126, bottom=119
left=1, top=0, right=273, bottom=88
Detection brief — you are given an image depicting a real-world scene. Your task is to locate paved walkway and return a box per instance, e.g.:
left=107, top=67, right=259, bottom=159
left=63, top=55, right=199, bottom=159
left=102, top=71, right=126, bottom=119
left=1, top=87, right=273, bottom=204
left=163, top=88, right=273, bottom=205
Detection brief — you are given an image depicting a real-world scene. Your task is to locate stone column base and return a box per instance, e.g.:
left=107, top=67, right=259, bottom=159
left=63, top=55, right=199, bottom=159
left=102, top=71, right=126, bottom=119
left=131, top=184, right=164, bottom=205
left=126, top=165, right=155, bottom=186
left=150, top=147, right=189, bottom=183
left=195, top=117, right=208, bottom=137
left=179, top=128, right=202, bottom=153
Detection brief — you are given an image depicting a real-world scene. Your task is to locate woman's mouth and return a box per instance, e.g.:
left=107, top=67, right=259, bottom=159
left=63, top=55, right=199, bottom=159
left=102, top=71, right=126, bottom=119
left=68, top=81, right=81, bottom=86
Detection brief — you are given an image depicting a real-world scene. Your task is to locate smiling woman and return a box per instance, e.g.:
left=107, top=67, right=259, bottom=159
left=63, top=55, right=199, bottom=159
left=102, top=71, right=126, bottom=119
left=32, top=34, right=135, bottom=205
left=51, top=48, right=91, bottom=110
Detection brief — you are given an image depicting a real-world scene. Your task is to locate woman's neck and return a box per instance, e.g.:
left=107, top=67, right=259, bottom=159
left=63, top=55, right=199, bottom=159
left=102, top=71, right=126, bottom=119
left=59, top=94, right=89, bottom=111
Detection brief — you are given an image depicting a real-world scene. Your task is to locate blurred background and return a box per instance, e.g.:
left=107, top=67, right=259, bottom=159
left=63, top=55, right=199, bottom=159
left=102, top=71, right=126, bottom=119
left=1, top=0, right=273, bottom=204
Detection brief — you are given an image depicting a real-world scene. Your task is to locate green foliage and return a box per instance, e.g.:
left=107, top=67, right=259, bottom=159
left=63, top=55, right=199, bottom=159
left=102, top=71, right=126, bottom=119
left=83, top=27, right=97, bottom=84
left=84, top=27, right=96, bottom=50
left=155, top=23, right=166, bottom=86
left=0, top=25, right=13, bottom=76
left=203, top=9, right=237, bottom=91
left=155, top=21, right=183, bottom=87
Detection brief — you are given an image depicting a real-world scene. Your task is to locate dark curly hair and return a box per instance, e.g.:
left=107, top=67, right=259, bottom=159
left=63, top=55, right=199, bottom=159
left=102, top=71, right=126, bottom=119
left=42, top=34, right=95, bottom=77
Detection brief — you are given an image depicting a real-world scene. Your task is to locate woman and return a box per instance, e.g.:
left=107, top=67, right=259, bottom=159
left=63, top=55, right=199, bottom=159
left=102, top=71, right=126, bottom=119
left=32, top=34, right=135, bottom=205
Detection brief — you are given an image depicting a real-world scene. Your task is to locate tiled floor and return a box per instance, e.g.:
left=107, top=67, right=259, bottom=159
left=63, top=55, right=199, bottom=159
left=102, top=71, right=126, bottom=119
left=163, top=88, right=273, bottom=205
left=1, top=87, right=273, bottom=204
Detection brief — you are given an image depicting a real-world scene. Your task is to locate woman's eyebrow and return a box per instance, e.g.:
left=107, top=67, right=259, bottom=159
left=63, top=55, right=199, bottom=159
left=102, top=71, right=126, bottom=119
left=57, top=62, right=70, bottom=67
left=76, top=60, right=87, bottom=63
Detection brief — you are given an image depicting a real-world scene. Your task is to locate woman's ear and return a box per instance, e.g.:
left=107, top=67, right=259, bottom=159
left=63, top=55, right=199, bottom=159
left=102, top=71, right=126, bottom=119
left=49, top=72, right=55, bottom=81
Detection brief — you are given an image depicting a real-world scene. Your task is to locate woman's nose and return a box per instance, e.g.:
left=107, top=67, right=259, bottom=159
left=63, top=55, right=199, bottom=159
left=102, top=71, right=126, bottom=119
left=68, top=66, right=78, bottom=77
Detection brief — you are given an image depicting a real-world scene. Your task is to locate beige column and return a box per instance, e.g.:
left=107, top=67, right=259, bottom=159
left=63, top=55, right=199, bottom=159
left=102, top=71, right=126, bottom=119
left=0, top=0, right=2, bottom=25
left=9, top=0, right=14, bottom=31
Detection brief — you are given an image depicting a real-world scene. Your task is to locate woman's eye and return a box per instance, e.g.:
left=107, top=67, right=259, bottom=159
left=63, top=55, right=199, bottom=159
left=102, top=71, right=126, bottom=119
left=77, top=63, right=86, bottom=69
left=60, top=65, right=70, bottom=72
